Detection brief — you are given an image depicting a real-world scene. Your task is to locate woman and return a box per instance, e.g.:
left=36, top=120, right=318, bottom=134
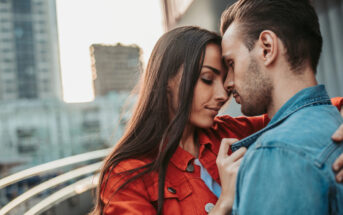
left=91, top=26, right=343, bottom=215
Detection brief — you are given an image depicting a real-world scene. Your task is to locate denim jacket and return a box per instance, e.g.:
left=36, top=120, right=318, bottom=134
left=231, top=85, right=343, bottom=215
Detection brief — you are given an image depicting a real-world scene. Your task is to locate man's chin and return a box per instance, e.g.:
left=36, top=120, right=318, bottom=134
left=241, top=105, right=266, bottom=117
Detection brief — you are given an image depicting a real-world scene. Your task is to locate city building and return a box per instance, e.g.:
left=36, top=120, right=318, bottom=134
left=90, top=43, right=143, bottom=96
left=0, top=92, right=132, bottom=177
left=0, top=0, right=62, bottom=101
left=161, top=0, right=343, bottom=116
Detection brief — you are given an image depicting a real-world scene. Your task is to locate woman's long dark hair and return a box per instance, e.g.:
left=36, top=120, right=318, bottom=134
left=91, top=26, right=221, bottom=215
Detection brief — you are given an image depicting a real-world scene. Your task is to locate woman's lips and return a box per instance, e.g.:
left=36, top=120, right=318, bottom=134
left=206, top=107, right=220, bottom=115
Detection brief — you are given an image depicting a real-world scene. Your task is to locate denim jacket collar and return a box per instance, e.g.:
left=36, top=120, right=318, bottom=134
left=231, top=85, right=331, bottom=152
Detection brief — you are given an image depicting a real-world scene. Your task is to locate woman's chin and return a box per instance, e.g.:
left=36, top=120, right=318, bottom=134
left=193, top=119, right=215, bottom=129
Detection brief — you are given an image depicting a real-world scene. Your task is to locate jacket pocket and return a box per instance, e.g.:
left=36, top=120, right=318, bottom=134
left=148, top=179, right=192, bottom=201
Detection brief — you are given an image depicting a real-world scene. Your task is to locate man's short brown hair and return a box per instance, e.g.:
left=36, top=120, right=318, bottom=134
left=220, top=0, right=322, bottom=73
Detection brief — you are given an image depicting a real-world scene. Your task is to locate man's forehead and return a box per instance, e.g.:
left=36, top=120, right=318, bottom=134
left=221, top=22, right=242, bottom=56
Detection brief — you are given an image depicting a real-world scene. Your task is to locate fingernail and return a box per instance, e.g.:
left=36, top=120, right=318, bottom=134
left=332, top=133, right=339, bottom=139
left=333, top=164, right=339, bottom=171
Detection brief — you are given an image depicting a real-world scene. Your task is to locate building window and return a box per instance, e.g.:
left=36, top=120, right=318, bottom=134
left=82, top=120, right=100, bottom=133
left=42, top=79, right=50, bottom=91
left=12, top=0, right=32, bottom=14
left=6, top=85, right=15, bottom=93
left=82, top=108, right=100, bottom=133
left=3, top=58, right=13, bottom=63
left=1, top=27, right=10, bottom=33
left=2, top=48, right=11, bottom=53
left=0, top=18, right=10, bottom=23
left=2, top=38, right=11, bottom=43
left=16, top=128, right=37, bottom=153
left=128, top=58, right=139, bottom=67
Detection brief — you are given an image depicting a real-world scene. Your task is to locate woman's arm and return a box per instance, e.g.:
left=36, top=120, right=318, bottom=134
left=209, top=138, right=245, bottom=215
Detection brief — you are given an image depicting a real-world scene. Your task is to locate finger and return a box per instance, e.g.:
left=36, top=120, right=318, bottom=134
left=218, top=138, right=239, bottom=159
left=332, top=124, right=343, bottom=142
left=336, top=169, right=343, bottom=183
left=340, top=106, right=343, bottom=118
left=333, top=153, right=343, bottom=172
left=232, top=157, right=243, bottom=168
left=230, top=147, right=247, bottom=162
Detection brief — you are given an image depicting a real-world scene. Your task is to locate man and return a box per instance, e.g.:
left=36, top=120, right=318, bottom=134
left=220, top=0, right=343, bottom=214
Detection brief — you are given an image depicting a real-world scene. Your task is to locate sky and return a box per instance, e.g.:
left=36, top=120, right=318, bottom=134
left=56, top=0, right=164, bottom=103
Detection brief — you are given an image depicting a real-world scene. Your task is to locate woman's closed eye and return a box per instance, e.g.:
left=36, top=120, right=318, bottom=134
left=200, top=72, right=214, bottom=85
left=201, top=78, right=213, bottom=85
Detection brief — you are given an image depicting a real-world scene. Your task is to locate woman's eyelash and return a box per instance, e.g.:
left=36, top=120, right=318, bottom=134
left=201, top=78, right=213, bottom=85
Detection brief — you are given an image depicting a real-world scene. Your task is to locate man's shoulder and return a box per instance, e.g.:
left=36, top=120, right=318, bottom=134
left=262, top=104, right=341, bottom=144
left=253, top=104, right=343, bottom=162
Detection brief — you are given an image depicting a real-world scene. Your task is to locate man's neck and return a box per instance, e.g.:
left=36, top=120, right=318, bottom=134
left=267, top=67, right=318, bottom=118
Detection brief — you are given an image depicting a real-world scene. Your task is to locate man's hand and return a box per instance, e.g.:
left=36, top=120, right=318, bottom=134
left=332, top=106, right=343, bottom=183
left=209, top=138, right=246, bottom=215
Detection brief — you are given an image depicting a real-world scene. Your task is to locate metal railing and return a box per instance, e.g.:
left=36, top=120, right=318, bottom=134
left=0, top=148, right=110, bottom=189
left=0, top=148, right=110, bottom=215
left=24, top=175, right=99, bottom=215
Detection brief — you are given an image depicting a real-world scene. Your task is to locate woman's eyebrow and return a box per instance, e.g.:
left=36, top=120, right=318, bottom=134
left=202, top=65, right=220, bottom=75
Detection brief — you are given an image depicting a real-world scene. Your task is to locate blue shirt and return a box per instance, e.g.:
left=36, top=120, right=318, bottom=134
left=194, top=158, right=222, bottom=198
left=231, top=85, right=343, bottom=215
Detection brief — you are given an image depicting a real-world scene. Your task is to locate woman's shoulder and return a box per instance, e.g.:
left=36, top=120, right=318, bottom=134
left=113, top=158, right=152, bottom=172
left=101, top=158, right=153, bottom=196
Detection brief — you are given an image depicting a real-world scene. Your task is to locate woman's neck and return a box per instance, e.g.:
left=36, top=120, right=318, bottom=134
left=180, top=125, right=198, bottom=157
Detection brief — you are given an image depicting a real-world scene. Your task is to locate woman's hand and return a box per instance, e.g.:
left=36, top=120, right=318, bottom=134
left=332, top=107, right=343, bottom=182
left=209, top=138, right=246, bottom=215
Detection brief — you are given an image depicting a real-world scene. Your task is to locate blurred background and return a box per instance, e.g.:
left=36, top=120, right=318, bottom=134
left=0, top=0, right=342, bottom=214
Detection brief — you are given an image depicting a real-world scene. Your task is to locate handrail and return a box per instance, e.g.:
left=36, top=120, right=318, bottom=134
left=24, top=175, right=99, bottom=215
left=0, top=162, right=102, bottom=215
left=0, top=148, right=110, bottom=189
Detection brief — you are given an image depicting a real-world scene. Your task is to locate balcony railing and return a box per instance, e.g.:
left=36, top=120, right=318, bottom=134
left=0, top=148, right=110, bottom=215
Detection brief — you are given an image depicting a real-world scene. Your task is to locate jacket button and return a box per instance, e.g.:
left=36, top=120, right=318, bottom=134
left=167, top=187, right=176, bottom=194
left=205, top=202, right=215, bottom=213
left=186, top=161, right=194, bottom=172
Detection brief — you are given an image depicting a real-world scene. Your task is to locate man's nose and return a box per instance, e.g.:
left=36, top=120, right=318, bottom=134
left=224, top=72, right=234, bottom=92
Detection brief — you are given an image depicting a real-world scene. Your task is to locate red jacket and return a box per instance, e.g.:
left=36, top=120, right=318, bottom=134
left=101, top=98, right=343, bottom=215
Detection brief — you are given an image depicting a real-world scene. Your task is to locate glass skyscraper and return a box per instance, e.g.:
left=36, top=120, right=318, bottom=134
left=0, top=0, right=62, bottom=100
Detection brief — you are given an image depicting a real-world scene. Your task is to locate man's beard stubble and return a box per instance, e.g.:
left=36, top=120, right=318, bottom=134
left=240, top=58, right=273, bottom=116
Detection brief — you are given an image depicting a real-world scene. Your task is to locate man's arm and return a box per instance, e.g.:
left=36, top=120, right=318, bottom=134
left=233, top=146, right=330, bottom=215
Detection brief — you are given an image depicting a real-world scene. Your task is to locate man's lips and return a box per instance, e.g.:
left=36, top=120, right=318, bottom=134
left=232, top=91, right=241, bottom=103
left=232, top=90, right=239, bottom=98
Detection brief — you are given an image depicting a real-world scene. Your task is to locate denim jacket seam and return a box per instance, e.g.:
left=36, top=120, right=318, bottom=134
left=276, top=98, right=331, bottom=124
left=257, top=143, right=334, bottom=181
left=314, top=143, right=341, bottom=168
left=254, top=143, right=312, bottom=161
left=231, top=98, right=331, bottom=152
left=252, top=144, right=332, bottom=185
